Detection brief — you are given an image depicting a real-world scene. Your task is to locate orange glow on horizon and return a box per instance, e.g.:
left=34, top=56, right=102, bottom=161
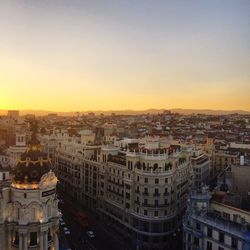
left=0, top=1, right=249, bottom=112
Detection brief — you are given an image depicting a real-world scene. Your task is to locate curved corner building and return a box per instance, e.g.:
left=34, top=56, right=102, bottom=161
left=0, top=142, right=59, bottom=250
left=98, top=146, right=192, bottom=250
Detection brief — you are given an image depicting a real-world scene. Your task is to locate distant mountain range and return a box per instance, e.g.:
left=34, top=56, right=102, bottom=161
left=0, top=108, right=249, bottom=116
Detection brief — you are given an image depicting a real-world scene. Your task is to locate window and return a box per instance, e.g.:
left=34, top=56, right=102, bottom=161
left=219, top=232, right=224, bottom=243
left=223, top=212, right=230, bottom=220
left=188, top=234, right=191, bottom=242
left=154, top=200, right=159, bottom=206
left=30, top=232, right=37, bottom=246
left=143, top=221, right=149, bottom=232
left=14, top=231, right=19, bottom=245
left=153, top=236, right=159, bottom=243
left=137, top=176, right=139, bottom=182
left=144, top=210, right=148, bottom=216
left=143, top=235, right=149, bottom=242
left=231, top=237, right=237, bottom=249
left=17, top=208, right=20, bottom=219
left=207, top=227, right=212, bottom=238
left=207, top=241, right=212, bottom=250
left=145, top=178, right=148, bottom=183
left=218, top=247, right=224, bottom=250
left=165, top=177, right=168, bottom=183
left=152, top=223, right=160, bottom=233
left=153, top=163, right=158, bottom=169
left=194, top=237, right=199, bottom=246
left=155, top=178, right=159, bottom=184
left=154, top=211, right=158, bottom=217
left=144, top=199, right=148, bottom=205
left=196, top=223, right=201, bottom=230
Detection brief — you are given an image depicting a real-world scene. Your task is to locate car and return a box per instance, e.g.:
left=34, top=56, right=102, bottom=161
left=64, top=230, right=70, bottom=235
left=60, top=221, right=66, bottom=226
left=86, top=231, right=95, bottom=238
left=59, top=218, right=66, bottom=225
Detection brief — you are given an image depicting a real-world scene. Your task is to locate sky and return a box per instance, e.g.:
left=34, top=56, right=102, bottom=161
left=0, top=0, right=249, bottom=112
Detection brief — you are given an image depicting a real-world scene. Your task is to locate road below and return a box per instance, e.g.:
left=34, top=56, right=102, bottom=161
left=58, top=194, right=130, bottom=250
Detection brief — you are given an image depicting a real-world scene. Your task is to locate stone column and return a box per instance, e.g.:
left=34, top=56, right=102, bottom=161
left=5, top=229, right=12, bottom=250
left=39, top=232, right=44, bottom=250
left=53, top=233, right=59, bottom=250
left=43, top=231, right=48, bottom=250
left=23, top=233, right=28, bottom=250
left=19, top=233, right=23, bottom=250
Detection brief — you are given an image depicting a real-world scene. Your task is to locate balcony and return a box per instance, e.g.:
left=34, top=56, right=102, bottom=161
left=153, top=193, right=160, bottom=197
left=134, top=200, right=140, bottom=205
left=142, top=192, right=149, bottom=196
left=141, top=203, right=166, bottom=208
left=107, top=188, right=123, bottom=197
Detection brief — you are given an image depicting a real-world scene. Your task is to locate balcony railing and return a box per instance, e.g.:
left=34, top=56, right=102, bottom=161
left=134, top=200, right=140, bottom=205
left=153, top=193, right=160, bottom=197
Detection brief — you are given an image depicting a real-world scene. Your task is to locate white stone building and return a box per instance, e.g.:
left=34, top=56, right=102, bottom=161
left=0, top=141, right=59, bottom=250
left=55, top=139, right=193, bottom=250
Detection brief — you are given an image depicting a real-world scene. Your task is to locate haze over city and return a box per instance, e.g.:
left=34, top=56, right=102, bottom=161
left=1, top=1, right=250, bottom=250
left=1, top=0, right=249, bottom=112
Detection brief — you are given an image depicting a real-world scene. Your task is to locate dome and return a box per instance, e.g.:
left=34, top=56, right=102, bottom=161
left=13, top=145, right=52, bottom=184
left=12, top=120, right=53, bottom=188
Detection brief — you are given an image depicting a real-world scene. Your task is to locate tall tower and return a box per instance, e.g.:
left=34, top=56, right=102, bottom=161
left=0, top=123, right=59, bottom=250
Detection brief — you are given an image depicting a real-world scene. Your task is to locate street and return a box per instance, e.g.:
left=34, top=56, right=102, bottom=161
left=58, top=194, right=130, bottom=250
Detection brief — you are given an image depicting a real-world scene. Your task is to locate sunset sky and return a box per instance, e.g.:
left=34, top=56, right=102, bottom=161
left=0, top=0, right=249, bottom=111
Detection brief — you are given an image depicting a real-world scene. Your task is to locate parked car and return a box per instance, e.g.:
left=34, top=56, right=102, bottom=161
left=86, top=231, right=95, bottom=238
left=65, top=230, right=70, bottom=235
left=59, top=218, right=66, bottom=226
left=64, top=228, right=70, bottom=235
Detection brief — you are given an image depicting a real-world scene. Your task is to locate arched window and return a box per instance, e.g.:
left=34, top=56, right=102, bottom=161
left=30, top=232, right=37, bottom=246
left=153, top=163, right=158, bottom=170
left=127, top=161, right=130, bottom=168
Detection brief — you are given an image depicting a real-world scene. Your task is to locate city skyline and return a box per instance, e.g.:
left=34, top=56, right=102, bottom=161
left=1, top=0, right=249, bottom=111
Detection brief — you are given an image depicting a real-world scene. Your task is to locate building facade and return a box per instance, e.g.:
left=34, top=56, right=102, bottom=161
left=183, top=188, right=250, bottom=250
left=0, top=141, right=59, bottom=250
left=191, top=150, right=210, bottom=188
left=55, top=141, right=192, bottom=250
